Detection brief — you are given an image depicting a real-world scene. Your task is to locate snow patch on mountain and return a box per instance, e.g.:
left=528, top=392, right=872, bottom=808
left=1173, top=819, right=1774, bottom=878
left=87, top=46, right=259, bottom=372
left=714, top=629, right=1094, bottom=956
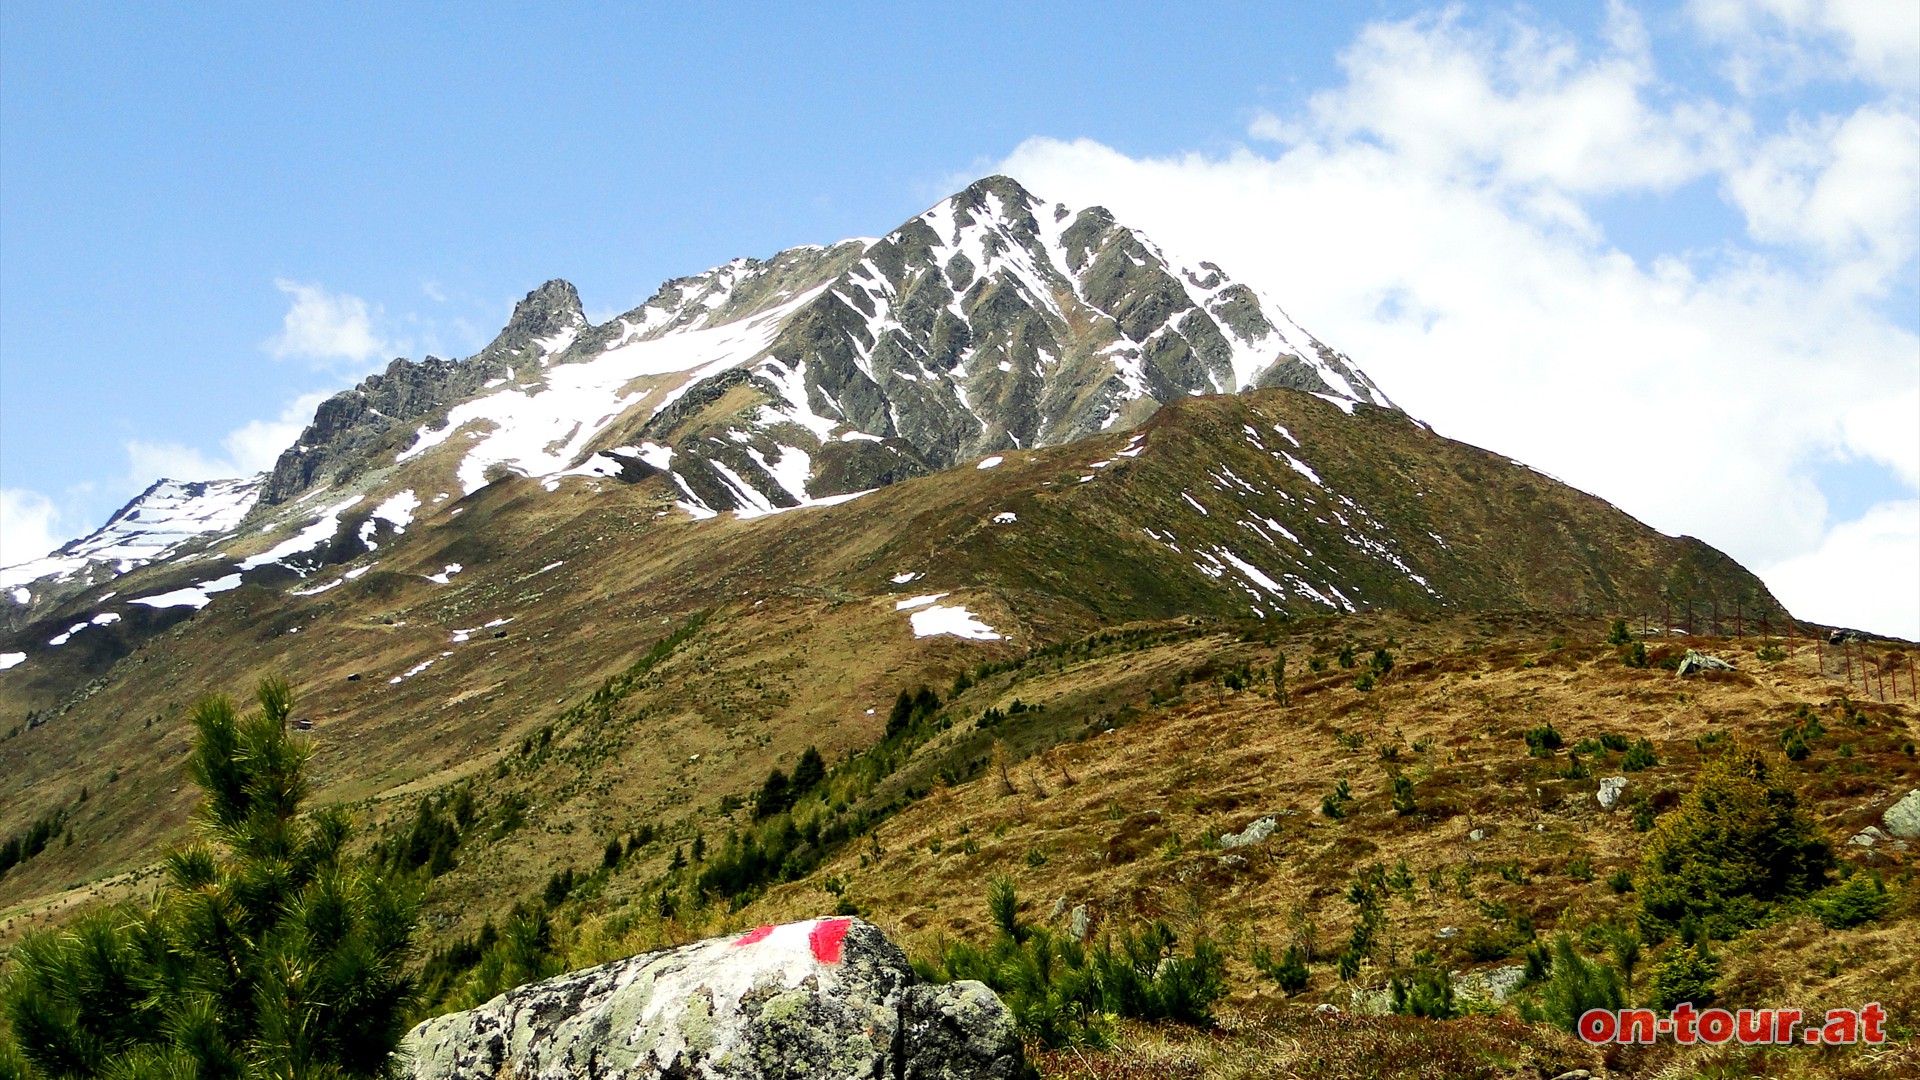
left=1, top=476, right=262, bottom=592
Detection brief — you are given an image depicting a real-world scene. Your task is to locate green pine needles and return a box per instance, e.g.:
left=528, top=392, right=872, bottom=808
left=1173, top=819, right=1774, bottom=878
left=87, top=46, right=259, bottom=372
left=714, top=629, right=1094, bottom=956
left=1, top=677, right=419, bottom=1079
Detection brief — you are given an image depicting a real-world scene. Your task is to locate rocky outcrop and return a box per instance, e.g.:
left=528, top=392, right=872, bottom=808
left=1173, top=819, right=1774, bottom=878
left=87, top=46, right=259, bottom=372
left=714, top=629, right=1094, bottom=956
left=1885, top=789, right=1920, bottom=840
left=256, top=281, right=588, bottom=508
left=399, top=916, right=1029, bottom=1080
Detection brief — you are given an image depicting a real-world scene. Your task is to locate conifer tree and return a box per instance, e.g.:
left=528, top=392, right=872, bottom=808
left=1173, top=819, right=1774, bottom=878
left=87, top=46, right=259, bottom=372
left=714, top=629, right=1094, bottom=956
left=1, top=677, right=418, bottom=1078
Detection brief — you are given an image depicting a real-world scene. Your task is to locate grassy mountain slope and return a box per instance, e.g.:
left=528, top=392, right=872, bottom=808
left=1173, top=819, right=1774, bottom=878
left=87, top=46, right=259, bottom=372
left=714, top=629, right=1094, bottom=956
left=0, top=389, right=1786, bottom=916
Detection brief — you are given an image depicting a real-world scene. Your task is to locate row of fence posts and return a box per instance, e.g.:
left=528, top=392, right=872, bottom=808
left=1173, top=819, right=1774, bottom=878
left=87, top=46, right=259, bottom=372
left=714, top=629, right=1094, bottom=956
left=1631, top=600, right=1915, bottom=704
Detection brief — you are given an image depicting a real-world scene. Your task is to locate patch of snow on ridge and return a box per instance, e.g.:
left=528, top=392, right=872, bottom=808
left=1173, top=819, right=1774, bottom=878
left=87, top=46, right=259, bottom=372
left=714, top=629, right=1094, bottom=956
left=1, top=475, right=263, bottom=592
left=889, top=572, right=921, bottom=584
left=240, top=495, right=363, bottom=574
left=371, top=490, right=420, bottom=530
left=909, top=604, right=1001, bottom=640
left=977, top=456, right=1004, bottom=470
left=425, top=564, right=463, bottom=584
left=992, top=512, right=1017, bottom=523
left=0, top=653, right=25, bottom=671
left=1281, top=454, right=1322, bottom=487
left=401, top=286, right=827, bottom=496
left=1215, top=548, right=1286, bottom=595
left=131, top=573, right=243, bottom=610
left=895, top=593, right=949, bottom=610
left=389, top=658, right=435, bottom=684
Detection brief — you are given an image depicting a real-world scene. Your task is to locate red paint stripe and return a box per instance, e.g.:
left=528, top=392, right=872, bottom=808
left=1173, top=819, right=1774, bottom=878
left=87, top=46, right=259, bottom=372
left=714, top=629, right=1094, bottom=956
left=732, top=925, right=774, bottom=947
left=808, top=917, right=853, bottom=964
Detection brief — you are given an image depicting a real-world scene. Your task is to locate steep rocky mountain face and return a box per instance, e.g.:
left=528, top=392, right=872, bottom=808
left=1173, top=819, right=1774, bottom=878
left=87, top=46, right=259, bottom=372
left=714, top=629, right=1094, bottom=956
left=2, top=175, right=1388, bottom=636
left=259, top=174, right=1390, bottom=519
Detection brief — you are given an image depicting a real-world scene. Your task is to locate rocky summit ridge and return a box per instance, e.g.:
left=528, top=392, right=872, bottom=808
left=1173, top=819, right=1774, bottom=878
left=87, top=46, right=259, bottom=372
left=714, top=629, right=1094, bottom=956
left=5, top=175, right=1390, bottom=616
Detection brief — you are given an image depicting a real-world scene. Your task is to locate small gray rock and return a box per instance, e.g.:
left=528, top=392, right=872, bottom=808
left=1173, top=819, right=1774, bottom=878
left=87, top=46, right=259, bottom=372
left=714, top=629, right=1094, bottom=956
left=1435, top=926, right=1459, bottom=939
left=1468, top=828, right=1487, bottom=842
left=1549, top=1071, right=1593, bottom=1080
left=1848, top=826, right=1886, bottom=847
left=1220, top=815, right=1277, bottom=848
left=1884, top=789, right=1920, bottom=840
left=1596, top=776, right=1628, bottom=810
left=1313, top=1002, right=1341, bottom=1016
left=1068, top=904, right=1091, bottom=942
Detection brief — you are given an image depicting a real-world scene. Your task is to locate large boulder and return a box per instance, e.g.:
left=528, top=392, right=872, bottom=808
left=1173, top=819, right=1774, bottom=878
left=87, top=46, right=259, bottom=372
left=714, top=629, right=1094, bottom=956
left=400, top=916, right=1030, bottom=1079
left=1885, top=789, right=1920, bottom=840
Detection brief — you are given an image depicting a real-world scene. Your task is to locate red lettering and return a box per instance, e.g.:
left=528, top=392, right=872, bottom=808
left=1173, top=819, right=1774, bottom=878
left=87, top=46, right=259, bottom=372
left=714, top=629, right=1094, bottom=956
left=1578, top=1009, right=1617, bottom=1043
left=1735, top=1009, right=1771, bottom=1044
left=1698, top=1008, right=1734, bottom=1044
left=1861, top=1003, right=1887, bottom=1044
left=1822, top=1009, right=1859, bottom=1044
left=1773, top=1009, right=1802, bottom=1044
left=1673, top=1002, right=1699, bottom=1043
left=1618, top=1009, right=1658, bottom=1043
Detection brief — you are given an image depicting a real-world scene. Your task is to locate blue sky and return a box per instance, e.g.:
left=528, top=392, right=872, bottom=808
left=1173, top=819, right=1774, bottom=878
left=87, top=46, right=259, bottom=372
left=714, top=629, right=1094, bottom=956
left=2, top=1, right=1915, bottom=634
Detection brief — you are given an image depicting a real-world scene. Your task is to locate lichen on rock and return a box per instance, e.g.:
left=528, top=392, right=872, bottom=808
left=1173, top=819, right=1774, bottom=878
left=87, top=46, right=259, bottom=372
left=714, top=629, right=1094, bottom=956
left=399, top=916, right=1030, bottom=1079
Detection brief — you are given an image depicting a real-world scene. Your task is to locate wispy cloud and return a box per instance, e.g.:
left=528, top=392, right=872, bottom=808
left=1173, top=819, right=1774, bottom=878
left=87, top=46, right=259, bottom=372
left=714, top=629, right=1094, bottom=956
left=267, top=279, right=390, bottom=364
left=124, top=390, right=334, bottom=483
left=0, top=488, right=65, bottom=567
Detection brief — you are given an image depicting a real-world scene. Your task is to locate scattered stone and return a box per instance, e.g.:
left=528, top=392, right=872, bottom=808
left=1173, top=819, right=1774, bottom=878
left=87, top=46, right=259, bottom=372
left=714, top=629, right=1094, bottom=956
left=1468, top=828, right=1487, bottom=842
left=1217, top=853, right=1248, bottom=869
left=1435, top=926, right=1459, bottom=939
left=1848, top=826, right=1887, bottom=847
left=1048, top=897, right=1068, bottom=921
left=1676, top=649, right=1735, bottom=675
left=400, top=916, right=1029, bottom=1080
left=1068, top=904, right=1091, bottom=942
left=1454, top=964, right=1530, bottom=1004
left=1313, top=1003, right=1341, bottom=1016
left=1219, top=815, right=1277, bottom=849
left=1549, top=1071, right=1593, bottom=1080
left=1596, top=776, right=1628, bottom=810
left=1884, top=789, right=1920, bottom=840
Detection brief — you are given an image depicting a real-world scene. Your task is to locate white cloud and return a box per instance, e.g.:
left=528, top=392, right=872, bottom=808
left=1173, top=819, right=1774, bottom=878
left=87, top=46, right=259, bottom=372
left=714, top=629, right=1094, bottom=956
left=996, top=3, right=1917, bottom=637
left=267, top=279, right=389, bottom=363
left=1724, top=103, right=1920, bottom=282
left=1, top=488, right=64, bottom=567
left=125, top=391, right=333, bottom=483
left=1690, top=0, right=1920, bottom=94
left=1762, top=500, right=1919, bottom=639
